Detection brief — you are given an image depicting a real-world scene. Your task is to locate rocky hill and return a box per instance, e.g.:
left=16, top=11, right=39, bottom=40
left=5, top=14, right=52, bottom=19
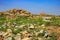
left=0, top=9, right=34, bottom=21
left=0, top=9, right=60, bottom=19
left=0, top=9, right=60, bottom=40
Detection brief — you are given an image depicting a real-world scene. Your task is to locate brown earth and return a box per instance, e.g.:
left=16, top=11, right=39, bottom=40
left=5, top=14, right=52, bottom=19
left=46, top=26, right=60, bottom=40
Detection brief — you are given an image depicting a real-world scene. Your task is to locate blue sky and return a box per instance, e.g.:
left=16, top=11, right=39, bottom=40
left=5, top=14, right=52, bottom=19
left=0, top=0, right=60, bottom=15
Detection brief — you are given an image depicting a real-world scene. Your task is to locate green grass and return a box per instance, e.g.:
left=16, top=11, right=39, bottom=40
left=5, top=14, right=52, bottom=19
left=0, top=15, right=60, bottom=40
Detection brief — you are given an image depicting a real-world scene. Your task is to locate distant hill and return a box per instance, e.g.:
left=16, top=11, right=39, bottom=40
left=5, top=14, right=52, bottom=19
left=0, top=9, right=60, bottom=19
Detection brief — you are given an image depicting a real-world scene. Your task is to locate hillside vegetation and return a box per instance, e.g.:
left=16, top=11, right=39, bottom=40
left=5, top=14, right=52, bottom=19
left=0, top=9, right=60, bottom=40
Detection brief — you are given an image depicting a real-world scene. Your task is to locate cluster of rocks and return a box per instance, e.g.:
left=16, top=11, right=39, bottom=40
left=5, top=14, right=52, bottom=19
left=0, top=22, right=55, bottom=40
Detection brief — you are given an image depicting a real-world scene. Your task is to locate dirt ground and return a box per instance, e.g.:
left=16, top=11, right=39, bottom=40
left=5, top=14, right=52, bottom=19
left=46, top=26, right=60, bottom=40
